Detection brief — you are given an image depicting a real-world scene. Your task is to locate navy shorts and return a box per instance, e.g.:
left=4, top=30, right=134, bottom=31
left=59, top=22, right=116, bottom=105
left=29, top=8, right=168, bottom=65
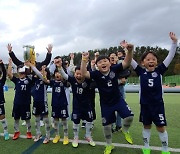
left=52, top=105, right=69, bottom=119
left=139, top=104, right=167, bottom=126
left=71, top=108, right=93, bottom=124
left=101, top=98, right=134, bottom=126
left=0, top=104, right=5, bottom=115
left=32, top=101, right=48, bottom=116
left=12, top=104, right=31, bottom=120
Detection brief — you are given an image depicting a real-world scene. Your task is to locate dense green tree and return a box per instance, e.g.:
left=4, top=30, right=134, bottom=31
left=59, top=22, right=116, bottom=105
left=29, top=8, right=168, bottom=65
left=61, top=45, right=180, bottom=76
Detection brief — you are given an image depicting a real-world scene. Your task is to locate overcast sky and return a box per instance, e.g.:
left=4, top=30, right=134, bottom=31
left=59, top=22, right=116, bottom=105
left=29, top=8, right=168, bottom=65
left=0, top=0, right=179, bottom=63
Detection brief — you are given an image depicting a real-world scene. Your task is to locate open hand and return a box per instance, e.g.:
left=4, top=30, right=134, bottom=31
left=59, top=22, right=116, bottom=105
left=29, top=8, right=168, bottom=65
left=46, top=44, right=53, bottom=53
left=7, top=44, right=12, bottom=52
left=169, top=32, right=178, bottom=43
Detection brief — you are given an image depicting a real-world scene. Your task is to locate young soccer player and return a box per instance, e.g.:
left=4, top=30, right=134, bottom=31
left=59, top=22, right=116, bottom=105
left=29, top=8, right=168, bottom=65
left=81, top=43, right=134, bottom=154
left=129, top=32, right=177, bottom=154
left=49, top=69, right=69, bottom=145
left=7, top=59, right=33, bottom=140
left=40, top=66, right=69, bottom=145
left=57, top=61, right=96, bottom=148
left=0, top=59, right=9, bottom=140
left=26, top=62, right=51, bottom=144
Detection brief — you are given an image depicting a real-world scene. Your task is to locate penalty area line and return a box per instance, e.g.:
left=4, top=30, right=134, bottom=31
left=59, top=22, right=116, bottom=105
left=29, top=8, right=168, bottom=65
left=1, top=133, right=180, bottom=153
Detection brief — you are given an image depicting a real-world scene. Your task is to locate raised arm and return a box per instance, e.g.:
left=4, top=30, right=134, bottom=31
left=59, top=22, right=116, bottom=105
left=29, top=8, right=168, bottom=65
left=120, top=40, right=137, bottom=69
left=163, top=32, right=178, bottom=67
left=39, top=44, right=52, bottom=66
left=67, top=53, right=76, bottom=76
left=7, top=44, right=23, bottom=66
left=25, top=61, right=50, bottom=83
left=0, top=59, right=6, bottom=84
left=80, top=52, right=90, bottom=79
left=122, top=44, right=134, bottom=69
left=7, top=58, right=13, bottom=80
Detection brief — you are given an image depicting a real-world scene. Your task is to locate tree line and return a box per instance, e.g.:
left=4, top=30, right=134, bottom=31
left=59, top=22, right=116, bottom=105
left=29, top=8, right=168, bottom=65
left=62, top=45, right=180, bottom=77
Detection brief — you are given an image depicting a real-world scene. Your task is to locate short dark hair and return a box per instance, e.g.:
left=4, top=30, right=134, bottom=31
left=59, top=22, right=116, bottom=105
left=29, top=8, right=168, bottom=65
left=141, top=51, right=158, bottom=62
left=95, top=55, right=110, bottom=64
left=75, top=66, right=81, bottom=71
left=117, top=49, right=125, bottom=56
left=54, top=56, right=61, bottom=59
left=108, top=52, right=117, bottom=57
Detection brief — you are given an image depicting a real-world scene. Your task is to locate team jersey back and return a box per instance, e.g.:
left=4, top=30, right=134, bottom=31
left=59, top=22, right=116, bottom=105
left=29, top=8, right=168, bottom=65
left=11, top=76, right=33, bottom=105
left=135, top=63, right=167, bottom=104
left=68, top=76, right=92, bottom=110
left=90, top=63, right=123, bottom=106
left=32, top=78, right=48, bottom=103
left=50, top=80, right=68, bottom=107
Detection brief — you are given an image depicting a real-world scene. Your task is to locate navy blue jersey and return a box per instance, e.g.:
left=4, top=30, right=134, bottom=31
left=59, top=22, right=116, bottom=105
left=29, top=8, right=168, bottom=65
left=50, top=80, right=68, bottom=107
left=0, top=63, right=6, bottom=104
left=32, top=78, right=48, bottom=103
left=135, top=63, right=167, bottom=105
left=11, top=76, right=33, bottom=105
left=90, top=63, right=124, bottom=106
left=68, top=76, right=92, bottom=110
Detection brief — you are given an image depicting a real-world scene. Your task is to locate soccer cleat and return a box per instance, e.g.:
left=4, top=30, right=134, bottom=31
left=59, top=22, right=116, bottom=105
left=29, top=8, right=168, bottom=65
left=122, top=131, right=133, bottom=144
left=13, top=131, right=20, bottom=140
left=85, top=137, right=96, bottom=147
left=104, top=145, right=115, bottom=154
left=162, top=151, right=170, bottom=154
left=72, top=137, right=79, bottom=148
left=40, top=120, right=44, bottom=127
left=4, top=132, right=9, bottom=140
left=63, top=136, right=69, bottom=145
left=43, top=137, right=50, bottom=144
left=34, top=134, right=42, bottom=142
left=53, top=135, right=60, bottom=144
left=26, top=132, right=32, bottom=139
left=142, top=148, right=151, bottom=154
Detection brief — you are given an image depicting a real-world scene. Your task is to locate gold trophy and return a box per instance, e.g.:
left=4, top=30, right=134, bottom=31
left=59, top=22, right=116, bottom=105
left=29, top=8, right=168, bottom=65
left=23, top=45, right=36, bottom=66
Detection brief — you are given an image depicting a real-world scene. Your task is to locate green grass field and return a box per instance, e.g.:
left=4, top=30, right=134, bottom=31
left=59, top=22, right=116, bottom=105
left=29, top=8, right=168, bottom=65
left=0, top=89, right=180, bottom=154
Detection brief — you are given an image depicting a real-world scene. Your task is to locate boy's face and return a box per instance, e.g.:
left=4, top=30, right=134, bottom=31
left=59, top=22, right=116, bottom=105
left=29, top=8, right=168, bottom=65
left=18, top=72, right=26, bottom=79
left=141, top=53, right=158, bottom=72
left=117, top=52, right=124, bottom=58
left=54, top=57, right=62, bottom=65
left=96, top=58, right=111, bottom=73
left=55, top=72, right=63, bottom=81
left=74, top=69, right=83, bottom=81
left=109, top=53, right=117, bottom=64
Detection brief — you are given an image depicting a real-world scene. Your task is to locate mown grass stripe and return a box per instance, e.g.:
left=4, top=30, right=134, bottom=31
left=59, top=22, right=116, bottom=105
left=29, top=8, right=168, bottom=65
left=1, top=133, right=180, bottom=153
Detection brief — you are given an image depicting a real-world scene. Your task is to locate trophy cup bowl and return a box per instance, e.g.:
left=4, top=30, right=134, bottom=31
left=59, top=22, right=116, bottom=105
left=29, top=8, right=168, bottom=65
left=23, top=45, right=36, bottom=66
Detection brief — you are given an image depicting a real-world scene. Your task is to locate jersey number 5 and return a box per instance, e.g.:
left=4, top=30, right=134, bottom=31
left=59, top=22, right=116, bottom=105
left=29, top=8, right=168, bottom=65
left=148, top=79, right=154, bottom=87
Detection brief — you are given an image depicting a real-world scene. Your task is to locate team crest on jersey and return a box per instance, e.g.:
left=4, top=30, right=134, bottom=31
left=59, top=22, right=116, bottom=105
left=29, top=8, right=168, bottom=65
left=151, top=72, right=158, bottom=78
left=40, top=81, right=43, bottom=84
left=60, top=82, right=63, bottom=86
left=24, top=80, right=29, bottom=84
left=82, top=82, right=87, bottom=88
left=109, top=71, right=115, bottom=79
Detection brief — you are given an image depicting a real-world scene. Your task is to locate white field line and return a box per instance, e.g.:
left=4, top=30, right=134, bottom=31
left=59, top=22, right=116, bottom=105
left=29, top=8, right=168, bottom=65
left=1, top=133, right=180, bottom=152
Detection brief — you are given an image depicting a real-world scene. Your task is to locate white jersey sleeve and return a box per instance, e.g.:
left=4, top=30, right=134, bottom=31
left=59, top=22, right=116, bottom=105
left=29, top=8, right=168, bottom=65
left=163, top=42, right=177, bottom=67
